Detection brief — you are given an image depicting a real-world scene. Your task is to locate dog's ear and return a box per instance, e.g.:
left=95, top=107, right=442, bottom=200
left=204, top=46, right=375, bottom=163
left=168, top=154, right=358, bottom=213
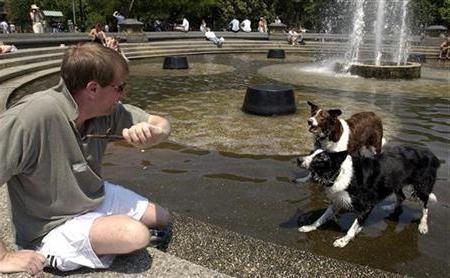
left=328, top=109, right=342, bottom=118
left=330, top=150, right=348, bottom=165
left=307, top=101, right=319, bottom=113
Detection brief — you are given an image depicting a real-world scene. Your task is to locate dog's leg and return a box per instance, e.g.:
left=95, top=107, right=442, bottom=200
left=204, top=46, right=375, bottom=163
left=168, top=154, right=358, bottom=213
left=333, top=218, right=363, bottom=248
left=415, top=185, right=435, bottom=234
left=298, top=205, right=335, bottom=233
left=333, top=209, right=370, bottom=248
left=418, top=207, right=429, bottom=234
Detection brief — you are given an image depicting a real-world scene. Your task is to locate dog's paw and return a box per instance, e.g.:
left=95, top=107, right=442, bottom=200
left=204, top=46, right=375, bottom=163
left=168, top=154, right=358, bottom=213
left=418, top=223, right=428, bottom=234
left=333, top=237, right=350, bottom=248
left=298, top=225, right=316, bottom=233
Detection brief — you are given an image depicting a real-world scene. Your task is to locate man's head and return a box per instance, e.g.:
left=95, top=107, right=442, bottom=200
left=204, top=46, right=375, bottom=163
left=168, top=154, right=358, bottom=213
left=61, top=43, right=129, bottom=117
left=61, top=43, right=128, bottom=95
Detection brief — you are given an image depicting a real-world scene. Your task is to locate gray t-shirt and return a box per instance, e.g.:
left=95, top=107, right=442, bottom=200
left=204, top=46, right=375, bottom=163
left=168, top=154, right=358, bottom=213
left=0, top=81, right=149, bottom=248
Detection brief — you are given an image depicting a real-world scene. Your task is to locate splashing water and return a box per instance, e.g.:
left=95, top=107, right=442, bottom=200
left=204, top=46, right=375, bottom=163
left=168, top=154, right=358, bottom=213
left=344, top=0, right=411, bottom=67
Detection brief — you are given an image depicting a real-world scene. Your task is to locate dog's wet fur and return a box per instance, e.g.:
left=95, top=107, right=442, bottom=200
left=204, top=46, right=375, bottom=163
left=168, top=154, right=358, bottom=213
left=307, top=101, right=383, bottom=155
left=296, top=145, right=440, bottom=247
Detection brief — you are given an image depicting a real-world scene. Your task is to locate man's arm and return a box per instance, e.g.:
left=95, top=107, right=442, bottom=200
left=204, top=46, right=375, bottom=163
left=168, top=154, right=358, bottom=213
left=122, top=115, right=171, bottom=148
left=0, top=240, right=46, bottom=275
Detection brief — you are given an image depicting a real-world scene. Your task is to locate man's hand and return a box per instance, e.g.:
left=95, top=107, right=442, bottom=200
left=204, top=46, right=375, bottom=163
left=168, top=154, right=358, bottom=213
left=122, top=122, right=165, bottom=147
left=0, top=249, right=46, bottom=275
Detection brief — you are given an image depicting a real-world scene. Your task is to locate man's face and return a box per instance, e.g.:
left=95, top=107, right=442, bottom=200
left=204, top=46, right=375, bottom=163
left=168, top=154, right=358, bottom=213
left=96, top=67, right=128, bottom=116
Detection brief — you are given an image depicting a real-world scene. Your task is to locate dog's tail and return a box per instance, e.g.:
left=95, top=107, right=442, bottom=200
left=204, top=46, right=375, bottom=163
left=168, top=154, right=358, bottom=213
left=429, top=193, right=438, bottom=203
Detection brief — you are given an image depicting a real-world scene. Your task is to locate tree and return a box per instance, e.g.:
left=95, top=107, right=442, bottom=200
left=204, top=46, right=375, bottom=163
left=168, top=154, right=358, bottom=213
left=438, top=0, right=450, bottom=26
left=5, top=0, right=33, bottom=32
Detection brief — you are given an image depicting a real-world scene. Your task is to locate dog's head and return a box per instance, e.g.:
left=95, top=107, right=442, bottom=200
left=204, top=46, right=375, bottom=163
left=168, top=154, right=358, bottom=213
left=297, top=149, right=348, bottom=185
left=307, top=101, right=342, bottom=138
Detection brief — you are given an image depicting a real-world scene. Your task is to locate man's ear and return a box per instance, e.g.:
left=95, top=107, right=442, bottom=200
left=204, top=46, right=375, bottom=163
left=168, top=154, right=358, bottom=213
left=85, top=81, right=98, bottom=98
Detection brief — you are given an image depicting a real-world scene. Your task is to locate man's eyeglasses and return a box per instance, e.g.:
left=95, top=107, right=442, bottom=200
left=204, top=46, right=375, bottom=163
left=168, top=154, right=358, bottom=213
left=110, top=82, right=126, bottom=94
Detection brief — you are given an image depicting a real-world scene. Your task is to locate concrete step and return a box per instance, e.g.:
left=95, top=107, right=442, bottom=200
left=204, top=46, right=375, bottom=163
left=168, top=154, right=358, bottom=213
left=0, top=59, right=61, bottom=83
left=0, top=41, right=441, bottom=84
left=0, top=67, right=60, bottom=111
left=0, top=52, right=64, bottom=69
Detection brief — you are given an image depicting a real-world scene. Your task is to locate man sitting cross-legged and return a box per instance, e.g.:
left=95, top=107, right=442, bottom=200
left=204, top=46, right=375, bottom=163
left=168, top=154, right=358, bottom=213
left=0, top=43, right=172, bottom=275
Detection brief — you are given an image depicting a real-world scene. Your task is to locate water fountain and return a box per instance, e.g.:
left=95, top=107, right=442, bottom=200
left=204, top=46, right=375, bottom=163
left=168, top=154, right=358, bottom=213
left=341, top=0, right=421, bottom=79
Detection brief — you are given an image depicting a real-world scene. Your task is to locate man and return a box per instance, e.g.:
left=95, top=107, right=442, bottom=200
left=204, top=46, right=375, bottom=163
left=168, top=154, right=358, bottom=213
left=174, top=17, right=189, bottom=32
left=439, top=36, right=450, bottom=59
left=0, top=43, right=171, bottom=275
left=240, top=18, right=251, bottom=32
left=204, top=27, right=225, bottom=47
left=113, top=11, right=125, bottom=32
left=228, top=18, right=240, bottom=33
left=0, top=20, right=8, bottom=34
left=29, top=4, right=44, bottom=34
left=287, top=28, right=299, bottom=46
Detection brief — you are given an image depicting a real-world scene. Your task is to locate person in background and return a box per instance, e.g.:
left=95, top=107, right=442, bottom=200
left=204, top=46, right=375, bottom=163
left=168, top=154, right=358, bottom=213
left=113, top=11, right=125, bottom=32
left=228, top=18, right=240, bottom=33
left=0, top=42, right=17, bottom=54
left=174, top=17, right=189, bottom=32
left=287, top=28, right=299, bottom=46
left=240, top=18, right=251, bottom=32
left=0, top=43, right=171, bottom=275
left=9, top=23, right=15, bottom=33
left=29, top=4, right=45, bottom=34
left=204, top=27, right=225, bottom=47
left=258, top=16, right=267, bottom=33
left=153, top=19, right=164, bottom=32
left=0, top=20, right=9, bottom=34
left=439, top=36, right=450, bottom=59
left=106, top=36, right=128, bottom=61
left=274, top=16, right=281, bottom=24
left=89, top=23, right=107, bottom=45
left=200, top=19, right=207, bottom=33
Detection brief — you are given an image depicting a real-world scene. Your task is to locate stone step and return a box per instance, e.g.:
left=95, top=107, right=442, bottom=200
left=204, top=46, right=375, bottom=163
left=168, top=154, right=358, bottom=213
left=0, top=52, right=64, bottom=69
left=0, top=67, right=60, bottom=111
left=0, top=59, right=61, bottom=83
left=0, top=41, right=440, bottom=84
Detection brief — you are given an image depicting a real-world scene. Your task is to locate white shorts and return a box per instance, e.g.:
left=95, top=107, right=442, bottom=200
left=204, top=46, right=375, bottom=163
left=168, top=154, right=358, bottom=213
left=37, top=181, right=149, bottom=271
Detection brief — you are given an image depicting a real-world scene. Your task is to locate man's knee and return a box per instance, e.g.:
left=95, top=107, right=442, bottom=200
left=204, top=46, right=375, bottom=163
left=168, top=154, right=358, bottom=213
left=90, top=215, right=150, bottom=254
left=122, top=219, right=151, bottom=250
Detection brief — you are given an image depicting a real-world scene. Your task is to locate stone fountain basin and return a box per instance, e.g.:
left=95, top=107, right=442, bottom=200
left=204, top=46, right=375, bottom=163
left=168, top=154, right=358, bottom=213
left=338, top=61, right=421, bottom=79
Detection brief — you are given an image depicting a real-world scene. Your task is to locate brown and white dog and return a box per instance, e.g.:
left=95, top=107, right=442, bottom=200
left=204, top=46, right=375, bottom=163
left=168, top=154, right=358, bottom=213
left=307, top=101, right=384, bottom=155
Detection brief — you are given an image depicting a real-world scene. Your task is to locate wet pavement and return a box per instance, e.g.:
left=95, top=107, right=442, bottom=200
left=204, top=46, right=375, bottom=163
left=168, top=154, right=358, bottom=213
left=19, top=54, right=449, bottom=277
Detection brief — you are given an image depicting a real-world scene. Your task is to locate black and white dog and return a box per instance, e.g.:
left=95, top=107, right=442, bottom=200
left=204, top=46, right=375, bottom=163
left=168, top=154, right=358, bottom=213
left=296, top=145, right=440, bottom=248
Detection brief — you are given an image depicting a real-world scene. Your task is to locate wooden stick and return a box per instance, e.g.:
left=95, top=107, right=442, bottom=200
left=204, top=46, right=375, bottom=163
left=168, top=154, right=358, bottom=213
left=85, top=134, right=124, bottom=140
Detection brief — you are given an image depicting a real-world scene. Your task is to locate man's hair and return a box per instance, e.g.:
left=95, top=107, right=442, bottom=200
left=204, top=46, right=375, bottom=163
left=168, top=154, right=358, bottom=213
left=61, top=43, right=129, bottom=94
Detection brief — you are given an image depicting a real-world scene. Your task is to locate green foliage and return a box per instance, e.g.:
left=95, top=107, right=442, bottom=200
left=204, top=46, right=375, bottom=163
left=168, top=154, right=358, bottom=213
left=438, top=0, right=450, bottom=26
left=5, top=0, right=33, bottom=31
left=3, top=0, right=448, bottom=33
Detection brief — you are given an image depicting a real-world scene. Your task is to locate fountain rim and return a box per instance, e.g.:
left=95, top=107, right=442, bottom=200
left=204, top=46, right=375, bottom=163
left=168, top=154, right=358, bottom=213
left=348, top=61, right=422, bottom=69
